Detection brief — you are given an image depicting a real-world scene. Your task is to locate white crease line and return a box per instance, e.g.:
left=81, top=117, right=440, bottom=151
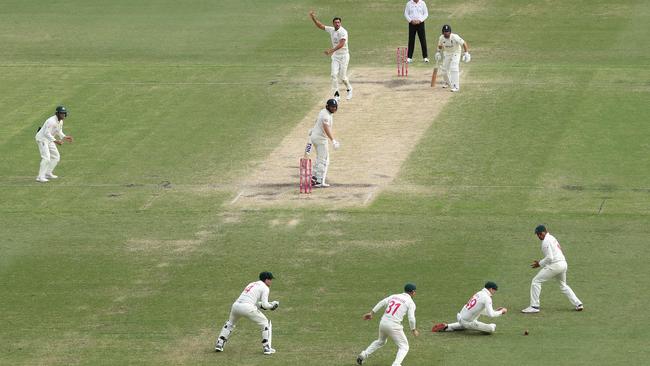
left=140, top=194, right=160, bottom=210
left=230, top=191, right=243, bottom=205
left=363, top=191, right=374, bottom=205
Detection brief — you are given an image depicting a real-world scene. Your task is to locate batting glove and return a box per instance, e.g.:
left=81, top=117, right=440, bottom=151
left=270, top=301, right=279, bottom=310
left=463, top=52, right=471, bottom=63
left=332, top=139, right=341, bottom=150
left=434, top=52, right=442, bottom=62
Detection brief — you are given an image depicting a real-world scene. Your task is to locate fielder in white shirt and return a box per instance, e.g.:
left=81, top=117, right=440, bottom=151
left=34, top=106, right=74, bottom=182
left=214, top=272, right=280, bottom=355
left=435, top=24, right=470, bottom=92
left=432, top=282, right=507, bottom=334
left=522, top=225, right=584, bottom=313
left=357, top=283, right=419, bottom=366
left=309, top=10, right=353, bottom=101
left=307, top=99, right=340, bottom=188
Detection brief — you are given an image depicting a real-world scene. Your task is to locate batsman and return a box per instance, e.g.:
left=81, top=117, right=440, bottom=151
left=306, top=98, right=340, bottom=188
left=435, top=24, right=470, bottom=92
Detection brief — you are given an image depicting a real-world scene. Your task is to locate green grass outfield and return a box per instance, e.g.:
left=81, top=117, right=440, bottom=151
left=1, top=0, right=649, bottom=365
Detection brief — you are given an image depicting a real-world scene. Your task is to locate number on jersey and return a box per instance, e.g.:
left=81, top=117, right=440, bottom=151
left=386, top=300, right=402, bottom=315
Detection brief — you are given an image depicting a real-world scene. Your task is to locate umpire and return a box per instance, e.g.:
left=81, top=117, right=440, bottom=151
left=404, top=0, right=429, bottom=63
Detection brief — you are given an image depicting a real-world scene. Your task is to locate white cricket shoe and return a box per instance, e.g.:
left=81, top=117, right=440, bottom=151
left=314, top=182, right=330, bottom=188
left=356, top=352, right=366, bottom=365
left=36, top=176, right=49, bottom=183
left=215, top=337, right=225, bottom=352
left=406, top=58, right=413, bottom=63
left=263, top=346, right=276, bottom=355
left=576, top=304, right=584, bottom=311
left=424, top=58, right=430, bottom=63
left=442, top=83, right=449, bottom=88
left=450, top=87, right=459, bottom=92
left=45, top=173, right=58, bottom=179
left=521, top=306, right=540, bottom=314
left=346, top=89, right=353, bottom=100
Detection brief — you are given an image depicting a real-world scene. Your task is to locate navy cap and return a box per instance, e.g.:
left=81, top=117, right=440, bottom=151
left=55, top=106, right=68, bottom=115
left=404, top=283, right=417, bottom=293
left=259, top=271, right=274, bottom=281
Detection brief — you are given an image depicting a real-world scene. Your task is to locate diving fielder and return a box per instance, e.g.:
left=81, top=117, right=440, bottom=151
left=432, top=282, right=507, bottom=334
left=521, top=225, right=584, bottom=313
left=435, top=24, right=470, bottom=92
left=308, top=99, right=340, bottom=188
left=214, top=272, right=279, bottom=355
left=309, top=10, right=353, bottom=101
left=35, top=106, right=74, bottom=182
left=356, top=283, right=419, bottom=366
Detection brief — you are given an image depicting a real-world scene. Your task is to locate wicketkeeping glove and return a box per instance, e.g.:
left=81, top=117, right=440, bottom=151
left=435, top=52, right=442, bottom=62
left=462, top=52, right=471, bottom=63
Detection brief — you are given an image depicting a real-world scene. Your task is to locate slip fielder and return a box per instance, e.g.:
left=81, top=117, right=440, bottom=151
left=432, top=281, right=507, bottom=334
left=521, top=225, right=584, bottom=313
left=35, top=106, right=74, bottom=182
left=357, top=283, right=419, bottom=366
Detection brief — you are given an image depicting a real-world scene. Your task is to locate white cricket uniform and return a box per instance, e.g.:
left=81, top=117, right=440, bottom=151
left=35, top=115, right=66, bottom=179
left=438, top=32, right=465, bottom=90
left=362, top=293, right=416, bottom=366
left=217, top=280, right=276, bottom=349
left=530, top=233, right=582, bottom=307
left=308, top=108, right=334, bottom=184
left=324, top=25, right=352, bottom=95
left=446, top=288, right=502, bottom=333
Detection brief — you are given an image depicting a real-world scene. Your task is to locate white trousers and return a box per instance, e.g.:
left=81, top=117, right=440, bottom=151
left=363, top=320, right=409, bottom=366
left=309, top=137, right=329, bottom=184
left=441, top=52, right=461, bottom=90
left=530, top=260, right=582, bottom=307
left=447, top=313, right=496, bottom=333
left=36, top=139, right=60, bottom=178
left=330, top=53, right=351, bottom=93
left=218, top=302, right=272, bottom=347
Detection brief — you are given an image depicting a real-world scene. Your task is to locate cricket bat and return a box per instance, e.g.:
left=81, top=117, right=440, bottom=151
left=430, top=64, right=438, bottom=87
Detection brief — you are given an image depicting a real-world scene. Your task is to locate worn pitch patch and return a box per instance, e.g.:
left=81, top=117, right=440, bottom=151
left=230, top=67, right=453, bottom=208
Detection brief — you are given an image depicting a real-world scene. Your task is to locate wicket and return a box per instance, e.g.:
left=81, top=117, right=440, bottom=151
left=299, top=158, right=312, bottom=194
left=396, top=47, right=408, bottom=77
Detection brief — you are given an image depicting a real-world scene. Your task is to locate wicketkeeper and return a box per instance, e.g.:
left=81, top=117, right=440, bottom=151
left=214, top=271, right=279, bottom=355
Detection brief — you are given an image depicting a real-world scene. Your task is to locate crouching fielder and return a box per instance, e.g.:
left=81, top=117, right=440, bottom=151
left=214, top=271, right=279, bottom=355
left=35, top=106, right=74, bottom=182
left=435, top=24, right=470, bottom=92
left=307, top=98, right=340, bottom=188
left=432, top=281, right=507, bottom=334
left=357, top=283, right=419, bottom=366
